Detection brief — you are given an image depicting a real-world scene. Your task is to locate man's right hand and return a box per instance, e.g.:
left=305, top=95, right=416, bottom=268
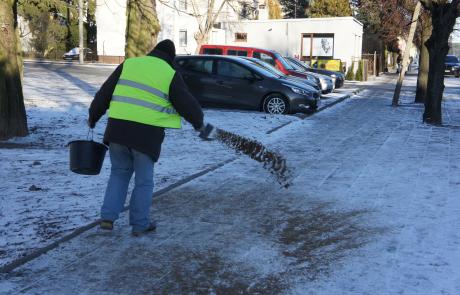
left=198, top=123, right=215, bottom=140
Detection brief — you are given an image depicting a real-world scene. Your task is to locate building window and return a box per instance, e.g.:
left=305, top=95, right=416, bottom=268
left=179, top=30, right=187, bottom=47
left=179, top=0, right=187, bottom=10
left=235, top=32, right=247, bottom=42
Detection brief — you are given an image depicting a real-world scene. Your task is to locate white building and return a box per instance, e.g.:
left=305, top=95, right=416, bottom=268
left=95, top=2, right=363, bottom=68
left=157, top=0, right=243, bottom=55
left=222, top=17, right=363, bottom=70
left=95, top=0, right=127, bottom=63
left=96, top=0, right=246, bottom=62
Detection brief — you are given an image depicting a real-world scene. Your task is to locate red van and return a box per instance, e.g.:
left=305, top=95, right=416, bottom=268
left=200, top=44, right=321, bottom=87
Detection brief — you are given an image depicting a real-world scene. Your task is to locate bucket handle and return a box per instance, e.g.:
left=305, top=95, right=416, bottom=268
left=86, top=128, right=94, bottom=141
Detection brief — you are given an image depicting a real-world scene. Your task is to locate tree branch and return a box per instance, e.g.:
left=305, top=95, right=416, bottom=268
left=157, top=0, right=203, bottom=17
left=419, top=0, right=433, bottom=11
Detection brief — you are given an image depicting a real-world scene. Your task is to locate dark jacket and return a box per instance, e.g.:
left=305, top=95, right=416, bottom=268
left=88, top=46, right=204, bottom=162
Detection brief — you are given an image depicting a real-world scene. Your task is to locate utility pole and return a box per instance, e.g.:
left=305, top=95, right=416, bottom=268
left=392, top=2, right=421, bottom=106
left=78, top=0, right=84, bottom=64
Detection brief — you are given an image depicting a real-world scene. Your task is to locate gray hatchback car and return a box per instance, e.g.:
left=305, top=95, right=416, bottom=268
left=175, top=55, right=321, bottom=114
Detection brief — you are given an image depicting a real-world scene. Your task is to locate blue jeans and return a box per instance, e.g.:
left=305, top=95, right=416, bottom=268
left=101, top=143, right=154, bottom=232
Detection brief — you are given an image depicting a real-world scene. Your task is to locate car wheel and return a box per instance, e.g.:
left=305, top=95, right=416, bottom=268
left=310, top=104, right=318, bottom=112
left=263, top=94, right=289, bottom=115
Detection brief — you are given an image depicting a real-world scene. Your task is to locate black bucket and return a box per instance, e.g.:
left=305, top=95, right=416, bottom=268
left=68, top=139, right=108, bottom=175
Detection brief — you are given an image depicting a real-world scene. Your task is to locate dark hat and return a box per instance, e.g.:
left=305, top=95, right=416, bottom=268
left=154, top=39, right=176, bottom=60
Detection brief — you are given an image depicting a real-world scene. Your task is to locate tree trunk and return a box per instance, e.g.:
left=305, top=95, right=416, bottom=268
left=415, top=14, right=431, bottom=103
left=0, top=0, right=28, bottom=140
left=125, top=0, right=160, bottom=58
left=423, top=4, right=457, bottom=125
left=194, top=31, right=211, bottom=54
left=65, top=3, right=72, bottom=52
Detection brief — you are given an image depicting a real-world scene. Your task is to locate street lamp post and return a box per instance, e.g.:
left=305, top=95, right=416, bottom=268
left=79, top=0, right=84, bottom=64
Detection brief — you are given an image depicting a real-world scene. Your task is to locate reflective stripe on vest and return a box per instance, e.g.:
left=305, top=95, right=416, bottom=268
left=112, top=95, right=177, bottom=114
left=117, top=79, right=170, bottom=102
left=109, top=56, right=181, bottom=129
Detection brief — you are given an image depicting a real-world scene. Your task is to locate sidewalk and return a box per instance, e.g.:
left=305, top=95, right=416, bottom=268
left=0, top=62, right=357, bottom=270
left=1, top=74, right=459, bottom=294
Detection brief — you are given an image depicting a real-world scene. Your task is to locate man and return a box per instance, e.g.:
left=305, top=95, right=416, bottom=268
left=396, top=53, right=402, bottom=74
left=88, top=39, right=205, bottom=236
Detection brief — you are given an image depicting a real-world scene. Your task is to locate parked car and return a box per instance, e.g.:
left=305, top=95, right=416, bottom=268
left=444, top=55, right=460, bottom=78
left=283, top=57, right=335, bottom=94
left=241, top=57, right=321, bottom=92
left=284, top=56, right=345, bottom=88
left=175, top=55, right=321, bottom=114
left=199, top=44, right=323, bottom=90
left=63, top=47, right=94, bottom=61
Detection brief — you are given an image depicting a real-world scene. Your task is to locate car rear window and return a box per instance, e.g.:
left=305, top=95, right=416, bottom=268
left=203, top=48, right=223, bottom=55
left=445, top=56, right=459, bottom=63
left=251, top=59, right=284, bottom=76
left=243, top=60, right=282, bottom=79
left=286, top=59, right=305, bottom=71
left=287, top=57, right=308, bottom=70
left=253, top=51, right=276, bottom=66
left=180, top=59, right=213, bottom=74
left=227, top=50, right=248, bottom=56
left=274, top=53, right=296, bottom=70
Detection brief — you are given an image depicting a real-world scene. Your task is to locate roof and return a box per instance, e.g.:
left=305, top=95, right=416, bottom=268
left=227, top=16, right=364, bottom=27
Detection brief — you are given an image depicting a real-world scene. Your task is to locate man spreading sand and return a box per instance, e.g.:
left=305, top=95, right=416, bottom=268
left=88, top=40, right=206, bottom=236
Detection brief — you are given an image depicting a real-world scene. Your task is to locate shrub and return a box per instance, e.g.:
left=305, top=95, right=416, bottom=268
left=355, top=60, right=364, bottom=81
left=345, top=62, right=355, bottom=80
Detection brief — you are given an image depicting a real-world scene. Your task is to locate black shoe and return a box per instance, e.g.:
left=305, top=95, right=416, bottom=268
left=100, top=220, right=114, bottom=230
left=132, top=222, right=157, bottom=237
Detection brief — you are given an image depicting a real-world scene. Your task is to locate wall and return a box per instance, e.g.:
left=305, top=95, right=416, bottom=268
left=223, top=17, right=363, bottom=70
left=96, top=0, right=242, bottom=59
left=96, top=0, right=127, bottom=63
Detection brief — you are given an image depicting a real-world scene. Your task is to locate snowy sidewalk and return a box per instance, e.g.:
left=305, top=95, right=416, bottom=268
left=1, top=74, right=459, bottom=294
left=0, top=62, right=356, bottom=271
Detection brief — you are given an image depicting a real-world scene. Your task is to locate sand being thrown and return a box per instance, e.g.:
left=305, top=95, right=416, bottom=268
left=215, top=128, right=292, bottom=188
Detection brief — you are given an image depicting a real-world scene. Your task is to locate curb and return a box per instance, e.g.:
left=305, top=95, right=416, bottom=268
left=24, top=59, right=118, bottom=68
left=0, top=88, right=361, bottom=274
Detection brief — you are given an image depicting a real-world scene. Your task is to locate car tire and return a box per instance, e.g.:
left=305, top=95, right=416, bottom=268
left=263, top=94, right=289, bottom=115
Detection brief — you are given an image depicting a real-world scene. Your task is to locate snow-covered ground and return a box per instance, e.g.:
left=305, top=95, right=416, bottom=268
left=3, top=66, right=459, bottom=294
left=0, top=62, right=353, bottom=270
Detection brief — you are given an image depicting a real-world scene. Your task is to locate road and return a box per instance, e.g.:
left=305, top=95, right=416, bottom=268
left=2, top=73, right=460, bottom=294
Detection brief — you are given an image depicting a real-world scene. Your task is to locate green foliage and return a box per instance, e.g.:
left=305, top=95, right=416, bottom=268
left=345, top=62, right=355, bottom=80
left=309, top=0, right=352, bottom=17
left=18, top=0, right=93, bottom=58
left=279, top=0, right=310, bottom=18
left=355, top=60, right=364, bottom=81
left=125, top=0, right=160, bottom=58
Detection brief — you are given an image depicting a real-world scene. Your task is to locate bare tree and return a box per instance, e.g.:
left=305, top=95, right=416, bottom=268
left=415, top=12, right=432, bottom=103
left=158, top=0, right=238, bottom=53
left=419, top=0, right=460, bottom=125
left=0, top=0, right=28, bottom=140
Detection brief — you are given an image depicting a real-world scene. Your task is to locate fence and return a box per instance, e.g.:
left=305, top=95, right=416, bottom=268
left=362, top=52, right=384, bottom=77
